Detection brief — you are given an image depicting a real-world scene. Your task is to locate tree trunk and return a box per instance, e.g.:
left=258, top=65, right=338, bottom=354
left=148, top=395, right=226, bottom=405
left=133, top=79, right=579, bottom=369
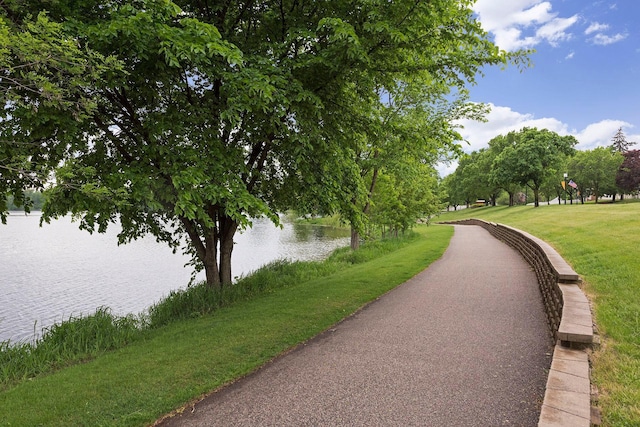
left=203, top=244, right=221, bottom=289
left=350, top=225, right=360, bottom=250
left=347, top=159, right=378, bottom=252
left=180, top=216, right=222, bottom=289
left=202, top=226, right=222, bottom=289
left=533, top=187, right=540, bottom=207
left=218, top=214, right=238, bottom=285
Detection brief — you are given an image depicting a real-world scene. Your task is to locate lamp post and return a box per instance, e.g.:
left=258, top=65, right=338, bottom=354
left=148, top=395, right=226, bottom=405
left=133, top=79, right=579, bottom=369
left=563, top=173, right=568, bottom=205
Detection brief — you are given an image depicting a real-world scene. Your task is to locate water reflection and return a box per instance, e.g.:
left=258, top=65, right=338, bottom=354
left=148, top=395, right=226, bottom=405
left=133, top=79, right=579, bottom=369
left=291, top=221, right=348, bottom=241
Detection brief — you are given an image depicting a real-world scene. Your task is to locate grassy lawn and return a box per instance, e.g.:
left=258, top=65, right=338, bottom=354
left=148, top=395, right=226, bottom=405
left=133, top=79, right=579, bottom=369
left=0, top=225, right=453, bottom=426
left=437, top=202, right=640, bottom=426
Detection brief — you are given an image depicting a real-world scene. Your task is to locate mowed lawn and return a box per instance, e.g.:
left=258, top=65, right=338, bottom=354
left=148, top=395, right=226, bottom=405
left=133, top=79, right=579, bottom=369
left=438, top=201, right=640, bottom=426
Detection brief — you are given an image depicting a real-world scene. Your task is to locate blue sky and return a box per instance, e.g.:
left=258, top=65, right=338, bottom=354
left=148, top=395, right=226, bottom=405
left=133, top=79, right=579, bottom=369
left=440, top=0, right=640, bottom=175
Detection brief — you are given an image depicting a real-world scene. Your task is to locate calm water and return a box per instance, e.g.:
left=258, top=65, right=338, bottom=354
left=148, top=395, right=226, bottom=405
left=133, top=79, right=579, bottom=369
left=0, top=213, right=349, bottom=343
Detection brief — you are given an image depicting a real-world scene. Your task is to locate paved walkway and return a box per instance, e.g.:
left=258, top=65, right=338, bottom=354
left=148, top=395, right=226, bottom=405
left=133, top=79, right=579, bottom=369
left=161, top=225, right=553, bottom=426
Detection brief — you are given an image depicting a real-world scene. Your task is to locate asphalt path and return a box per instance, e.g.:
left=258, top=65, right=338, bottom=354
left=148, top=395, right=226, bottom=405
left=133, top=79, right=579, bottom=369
left=160, top=225, right=553, bottom=426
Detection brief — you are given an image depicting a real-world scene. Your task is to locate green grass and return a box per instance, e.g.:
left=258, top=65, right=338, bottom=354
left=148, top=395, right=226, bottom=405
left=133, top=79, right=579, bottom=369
left=0, top=225, right=452, bottom=426
left=437, top=202, right=640, bottom=426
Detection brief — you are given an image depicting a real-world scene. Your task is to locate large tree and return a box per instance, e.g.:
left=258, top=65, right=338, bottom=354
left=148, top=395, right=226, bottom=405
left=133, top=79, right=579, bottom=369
left=451, top=153, right=480, bottom=208
left=441, top=173, right=465, bottom=211
left=491, top=128, right=577, bottom=207
left=2, top=0, right=523, bottom=288
left=343, top=84, right=486, bottom=249
left=487, top=132, right=520, bottom=206
left=569, top=147, right=623, bottom=203
left=616, top=150, right=640, bottom=194
left=452, top=148, right=502, bottom=206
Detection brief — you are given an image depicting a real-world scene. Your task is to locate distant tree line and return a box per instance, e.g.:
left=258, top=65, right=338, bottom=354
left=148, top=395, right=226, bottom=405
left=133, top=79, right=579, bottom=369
left=5, top=190, right=44, bottom=211
left=441, top=127, right=638, bottom=209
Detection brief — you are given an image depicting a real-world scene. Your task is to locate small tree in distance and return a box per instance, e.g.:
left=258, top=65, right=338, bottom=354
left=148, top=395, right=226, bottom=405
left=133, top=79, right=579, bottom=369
left=610, top=128, right=636, bottom=200
left=611, top=127, right=636, bottom=152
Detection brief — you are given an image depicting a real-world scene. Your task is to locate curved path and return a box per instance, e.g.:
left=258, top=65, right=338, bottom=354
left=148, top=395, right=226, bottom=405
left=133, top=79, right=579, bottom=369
left=161, top=225, right=553, bottom=426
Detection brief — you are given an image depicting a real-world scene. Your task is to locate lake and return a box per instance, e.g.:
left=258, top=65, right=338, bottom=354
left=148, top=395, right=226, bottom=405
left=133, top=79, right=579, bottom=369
left=0, top=213, right=349, bottom=343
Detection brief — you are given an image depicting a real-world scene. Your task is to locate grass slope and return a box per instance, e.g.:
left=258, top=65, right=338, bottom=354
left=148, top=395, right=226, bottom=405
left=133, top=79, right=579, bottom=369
left=438, top=202, right=640, bottom=426
left=0, top=225, right=452, bottom=426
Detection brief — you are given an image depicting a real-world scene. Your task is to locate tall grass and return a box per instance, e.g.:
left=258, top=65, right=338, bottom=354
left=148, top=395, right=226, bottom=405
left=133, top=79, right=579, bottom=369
left=146, top=232, right=420, bottom=328
left=0, top=308, right=140, bottom=388
left=146, top=259, right=339, bottom=328
left=1, top=232, right=420, bottom=390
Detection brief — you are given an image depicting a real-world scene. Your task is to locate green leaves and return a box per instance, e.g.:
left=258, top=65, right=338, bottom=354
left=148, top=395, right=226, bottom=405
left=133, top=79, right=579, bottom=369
left=569, top=147, right=623, bottom=202
left=158, top=17, right=243, bottom=68
left=488, top=128, right=578, bottom=206
left=1, top=12, right=118, bottom=115
left=2, top=0, right=524, bottom=286
left=317, top=17, right=365, bottom=61
left=0, top=9, right=123, bottom=222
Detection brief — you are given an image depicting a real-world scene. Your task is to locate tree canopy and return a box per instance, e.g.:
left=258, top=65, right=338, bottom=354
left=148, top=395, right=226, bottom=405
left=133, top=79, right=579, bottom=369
left=616, top=150, right=640, bottom=194
left=1, top=0, right=524, bottom=288
left=445, top=128, right=634, bottom=207
left=0, top=11, right=122, bottom=220
left=490, top=128, right=577, bottom=207
left=568, top=147, right=623, bottom=203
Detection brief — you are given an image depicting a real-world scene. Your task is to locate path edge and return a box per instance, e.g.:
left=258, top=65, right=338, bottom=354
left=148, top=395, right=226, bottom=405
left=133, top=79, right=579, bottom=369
left=441, top=219, right=600, bottom=427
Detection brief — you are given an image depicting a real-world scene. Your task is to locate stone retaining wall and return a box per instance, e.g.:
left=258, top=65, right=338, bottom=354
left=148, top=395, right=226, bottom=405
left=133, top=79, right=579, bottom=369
left=443, top=219, right=589, bottom=343
left=442, top=219, right=597, bottom=426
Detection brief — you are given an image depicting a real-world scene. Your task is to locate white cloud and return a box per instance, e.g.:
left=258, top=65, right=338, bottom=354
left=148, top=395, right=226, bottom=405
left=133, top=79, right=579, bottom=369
left=536, top=16, right=579, bottom=46
left=437, top=104, right=567, bottom=176
left=591, top=32, right=628, bottom=45
left=585, top=22, right=609, bottom=35
left=472, top=0, right=579, bottom=51
left=574, top=120, right=632, bottom=149
left=454, top=104, right=568, bottom=153
left=437, top=161, right=460, bottom=178
left=473, top=0, right=553, bottom=31
left=493, top=28, right=537, bottom=51
left=437, top=105, right=637, bottom=177
left=565, top=51, right=575, bottom=60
